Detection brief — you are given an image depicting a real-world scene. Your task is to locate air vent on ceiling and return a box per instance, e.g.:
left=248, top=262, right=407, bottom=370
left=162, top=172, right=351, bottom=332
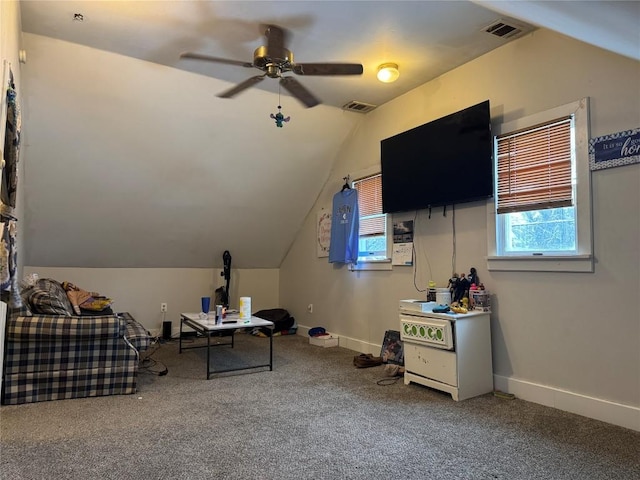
left=483, top=20, right=524, bottom=39
left=342, top=101, right=377, bottom=114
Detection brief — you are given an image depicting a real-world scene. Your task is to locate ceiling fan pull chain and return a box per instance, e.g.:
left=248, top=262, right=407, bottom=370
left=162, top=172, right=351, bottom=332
left=270, top=84, right=291, bottom=128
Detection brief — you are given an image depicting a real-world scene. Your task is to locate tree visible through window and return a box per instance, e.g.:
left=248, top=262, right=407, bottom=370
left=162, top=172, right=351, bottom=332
left=504, top=208, right=575, bottom=252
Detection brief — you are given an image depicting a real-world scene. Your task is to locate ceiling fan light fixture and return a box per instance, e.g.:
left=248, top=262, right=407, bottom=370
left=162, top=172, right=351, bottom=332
left=377, top=63, right=399, bottom=83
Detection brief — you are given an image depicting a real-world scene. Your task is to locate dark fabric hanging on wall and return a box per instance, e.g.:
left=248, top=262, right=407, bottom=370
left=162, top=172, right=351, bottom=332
left=1, top=68, right=22, bottom=307
left=0, top=217, right=21, bottom=307
left=2, top=68, right=20, bottom=216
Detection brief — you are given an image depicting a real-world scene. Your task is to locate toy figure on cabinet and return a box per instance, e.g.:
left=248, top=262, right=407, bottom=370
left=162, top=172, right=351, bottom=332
left=453, top=273, right=470, bottom=303
left=448, top=273, right=459, bottom=299
left=468, top=267, right=479, bottom=288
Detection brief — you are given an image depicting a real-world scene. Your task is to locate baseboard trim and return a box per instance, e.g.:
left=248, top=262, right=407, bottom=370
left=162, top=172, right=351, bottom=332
left=494, top=375, right=640, bottom=432
left=297, top=325, right=639, bottom=432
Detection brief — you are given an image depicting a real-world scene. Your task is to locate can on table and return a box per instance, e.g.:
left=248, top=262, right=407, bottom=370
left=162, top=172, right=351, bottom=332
left=239, top=297, right=251, bottom=320
left=215, top=304, right=223, bottom=324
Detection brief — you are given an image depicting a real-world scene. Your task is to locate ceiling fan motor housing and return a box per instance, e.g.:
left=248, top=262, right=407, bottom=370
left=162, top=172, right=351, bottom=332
left=254, top=45, right=293, bottom=76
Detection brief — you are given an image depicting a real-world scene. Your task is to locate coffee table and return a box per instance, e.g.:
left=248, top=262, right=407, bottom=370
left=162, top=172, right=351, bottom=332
left=179, top=313, right=274, bottom=379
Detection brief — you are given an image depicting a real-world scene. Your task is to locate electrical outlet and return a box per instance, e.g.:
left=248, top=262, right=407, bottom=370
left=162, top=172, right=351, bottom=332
left=160, top=303, right=167, bottom=313
left=307, top=304, right=313, bottom=313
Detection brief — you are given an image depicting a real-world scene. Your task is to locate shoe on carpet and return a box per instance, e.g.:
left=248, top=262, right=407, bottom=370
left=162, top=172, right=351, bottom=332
left=353, top=353, right=383, bottom=368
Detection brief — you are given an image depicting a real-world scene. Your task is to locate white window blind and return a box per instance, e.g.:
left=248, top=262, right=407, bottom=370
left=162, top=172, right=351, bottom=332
left=496, top=116, right=573, bottom=214
left=353, top=174, right=385, bottom=237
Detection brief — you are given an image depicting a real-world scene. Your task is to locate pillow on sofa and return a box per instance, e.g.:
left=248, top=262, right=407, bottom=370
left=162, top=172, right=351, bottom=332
left=28, top=278, right=75, bottom=315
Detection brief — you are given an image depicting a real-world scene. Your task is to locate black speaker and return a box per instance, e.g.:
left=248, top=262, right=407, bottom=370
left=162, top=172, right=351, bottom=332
left=162, top=321, right=172, bottom=340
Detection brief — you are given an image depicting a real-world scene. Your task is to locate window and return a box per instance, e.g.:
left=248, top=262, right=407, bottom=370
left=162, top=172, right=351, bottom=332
left=487, top=98, right=593, bottom=272
left=497, top=116, right=575, bottom=253
left=351, top=172, right=392, bottom=270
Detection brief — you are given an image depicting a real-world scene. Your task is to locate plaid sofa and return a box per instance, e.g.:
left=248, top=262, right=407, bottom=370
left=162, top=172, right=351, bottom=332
left=2, top=279, right=151, bottom=405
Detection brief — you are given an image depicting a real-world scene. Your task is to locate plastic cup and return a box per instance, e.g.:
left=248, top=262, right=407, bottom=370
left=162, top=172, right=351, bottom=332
left=201, top=296, right=211, bottom=315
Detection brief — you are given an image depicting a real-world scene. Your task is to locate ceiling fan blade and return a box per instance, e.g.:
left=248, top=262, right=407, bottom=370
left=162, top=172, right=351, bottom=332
left=280, top=77, right=320, bottom=108
left=180, top=52, right=253, bottom=68
left=218, top=75, right=266, bottom=99
left=292, top=63, right=364, bottom=76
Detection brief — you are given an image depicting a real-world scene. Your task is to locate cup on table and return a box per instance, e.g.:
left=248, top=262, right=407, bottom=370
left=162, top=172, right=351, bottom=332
left=201, top=296, right=211, bottom=318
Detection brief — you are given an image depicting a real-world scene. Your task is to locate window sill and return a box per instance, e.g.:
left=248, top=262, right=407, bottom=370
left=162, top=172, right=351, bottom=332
left=349, top=259, right=393, bottom=271
left=487, top=254, right=594, bottom=273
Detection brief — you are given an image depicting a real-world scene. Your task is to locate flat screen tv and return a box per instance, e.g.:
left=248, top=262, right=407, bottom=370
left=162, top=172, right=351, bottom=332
left=381, top=100, right=493, bottom=213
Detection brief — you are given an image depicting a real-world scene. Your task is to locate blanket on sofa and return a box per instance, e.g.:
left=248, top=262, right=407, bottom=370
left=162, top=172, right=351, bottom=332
left=17, top=277, right=114, bottom=317
left=62, top=281, right=113, bottom=315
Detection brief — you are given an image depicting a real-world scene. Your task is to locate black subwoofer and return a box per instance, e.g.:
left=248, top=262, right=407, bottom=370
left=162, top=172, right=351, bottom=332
left=162, top=321, right=172, bottom=340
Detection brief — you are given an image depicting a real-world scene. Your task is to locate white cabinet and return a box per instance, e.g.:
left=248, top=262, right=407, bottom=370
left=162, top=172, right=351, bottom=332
left=400, top=301, right=493, bottom=401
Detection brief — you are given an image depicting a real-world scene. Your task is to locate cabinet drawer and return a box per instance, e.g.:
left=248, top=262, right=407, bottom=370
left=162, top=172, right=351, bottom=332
left=405, top=343, right=457, bottom=386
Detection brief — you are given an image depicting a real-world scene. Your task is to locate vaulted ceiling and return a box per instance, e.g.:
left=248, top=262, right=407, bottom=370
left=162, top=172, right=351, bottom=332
left=17, top=1, right=639, bottom=268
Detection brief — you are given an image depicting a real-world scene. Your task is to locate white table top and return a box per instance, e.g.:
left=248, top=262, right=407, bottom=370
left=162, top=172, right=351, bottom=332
left=181, top=312, right=274, bottom=331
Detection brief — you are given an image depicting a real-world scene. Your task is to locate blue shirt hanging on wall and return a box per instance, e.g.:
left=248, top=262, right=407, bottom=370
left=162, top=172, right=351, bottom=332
left=329, top=188, right=359, bottom=264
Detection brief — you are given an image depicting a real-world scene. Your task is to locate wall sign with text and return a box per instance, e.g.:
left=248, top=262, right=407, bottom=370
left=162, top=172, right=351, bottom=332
left=589, top=128, right=639, bottom=171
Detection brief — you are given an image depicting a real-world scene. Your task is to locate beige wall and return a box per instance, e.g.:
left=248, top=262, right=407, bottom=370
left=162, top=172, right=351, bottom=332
left=281, top=29, right=640, bottom=429
left=24, top=266, right=279, bottom=337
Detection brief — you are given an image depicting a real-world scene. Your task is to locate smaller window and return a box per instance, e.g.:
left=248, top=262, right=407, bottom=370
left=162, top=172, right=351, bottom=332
left=351, top=173, right=392, bottom=270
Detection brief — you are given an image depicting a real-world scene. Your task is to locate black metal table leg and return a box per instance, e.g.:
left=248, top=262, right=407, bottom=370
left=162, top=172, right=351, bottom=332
left=269, top=327, right=273, bottom=371
left=207, top=332, right=211, bottom=379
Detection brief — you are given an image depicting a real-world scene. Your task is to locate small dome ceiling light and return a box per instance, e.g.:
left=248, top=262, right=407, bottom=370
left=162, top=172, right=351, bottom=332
left=377, top=63, right=399, bottom=83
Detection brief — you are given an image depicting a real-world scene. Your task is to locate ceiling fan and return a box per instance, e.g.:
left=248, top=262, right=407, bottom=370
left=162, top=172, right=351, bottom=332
left=180, top=24, right=363, bottom=108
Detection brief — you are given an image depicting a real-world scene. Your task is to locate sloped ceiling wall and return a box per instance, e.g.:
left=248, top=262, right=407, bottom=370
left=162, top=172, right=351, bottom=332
left=18, top=1, right=639, bottom=270
left=22, top=34, right=362, bottom=268
left=18, top=0, right=540, bottom=271
left=474, top=0, right=640, bottom=61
